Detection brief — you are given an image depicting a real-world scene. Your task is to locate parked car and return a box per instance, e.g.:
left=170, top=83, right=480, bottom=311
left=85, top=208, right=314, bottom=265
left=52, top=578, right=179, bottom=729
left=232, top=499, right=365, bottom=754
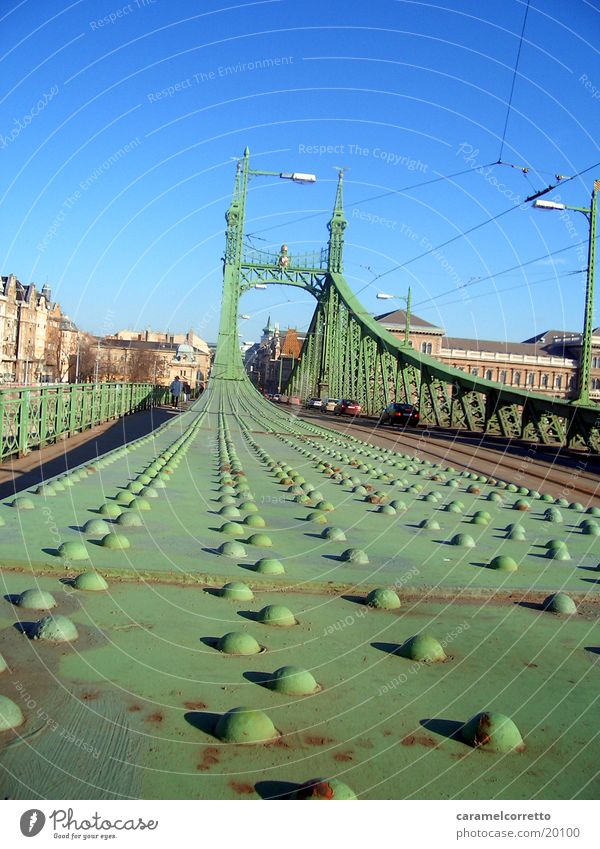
left=322, top=398, right=339, bottom=413
left=333, top=399, right=362, bottom=416
left=305, top=397, right=323, bottom=409
left=271, top=393, right=282, bottom=403
left=378, top=402, right=420, bottom=427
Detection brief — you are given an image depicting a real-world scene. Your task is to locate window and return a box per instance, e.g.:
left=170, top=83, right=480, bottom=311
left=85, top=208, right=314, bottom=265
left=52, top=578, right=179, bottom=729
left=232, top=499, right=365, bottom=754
left=485, top=369, right=492, bottom=380
left=514, top=371, right=521, bottom=386
left=593, top=356, right=598, bottom=368
left=499, top=370, right=507, bottom=384
left=541, top=373, right=548, bottom=388
left=569, top=376, right=576, bottom=389
left=555, top=376, right=562, bottom=390
left=421, top=342, right=432, bottom=354
left=527, top=373, right=534, bottom=386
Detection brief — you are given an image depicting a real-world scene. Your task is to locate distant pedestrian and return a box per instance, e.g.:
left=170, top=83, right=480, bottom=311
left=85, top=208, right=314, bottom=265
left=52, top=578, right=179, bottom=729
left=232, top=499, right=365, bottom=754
left=170, top=375, right=182, bottom=408
left=182, top=380, right=191, bottom=403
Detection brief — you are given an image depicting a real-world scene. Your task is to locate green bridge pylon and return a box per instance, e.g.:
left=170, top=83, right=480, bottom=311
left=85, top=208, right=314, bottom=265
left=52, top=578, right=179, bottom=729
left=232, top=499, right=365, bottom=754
left=214, top=149, right=600, bottom=452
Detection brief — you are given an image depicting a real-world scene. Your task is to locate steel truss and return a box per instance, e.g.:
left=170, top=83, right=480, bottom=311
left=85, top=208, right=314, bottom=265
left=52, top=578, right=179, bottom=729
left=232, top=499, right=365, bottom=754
left=218, top=149, right=600, bottom=452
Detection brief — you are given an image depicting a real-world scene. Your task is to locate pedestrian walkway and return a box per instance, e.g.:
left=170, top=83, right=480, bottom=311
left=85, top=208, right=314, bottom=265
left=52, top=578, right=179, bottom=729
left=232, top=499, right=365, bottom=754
left=0, top=404, right=182, bottom=500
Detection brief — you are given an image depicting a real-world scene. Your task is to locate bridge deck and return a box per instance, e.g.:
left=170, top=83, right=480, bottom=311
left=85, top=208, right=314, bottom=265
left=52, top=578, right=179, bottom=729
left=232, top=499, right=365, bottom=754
left=0, top=387, right=598, bottom=799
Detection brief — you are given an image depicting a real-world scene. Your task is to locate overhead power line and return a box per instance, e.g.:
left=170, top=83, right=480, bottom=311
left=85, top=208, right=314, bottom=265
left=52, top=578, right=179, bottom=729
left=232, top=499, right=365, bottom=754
left=498, top=0, right=531, bottom=163
left=413, top=241, right=587, bottom=309
left=361, top=159, right=600, bottom=296
left=419, top=268, right=583, bottom=313
left=245, top=164, right=496, bottom=239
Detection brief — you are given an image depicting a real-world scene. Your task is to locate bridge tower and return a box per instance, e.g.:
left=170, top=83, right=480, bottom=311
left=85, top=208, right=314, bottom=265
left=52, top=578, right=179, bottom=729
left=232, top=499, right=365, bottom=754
left=212, top=149, right=600, bottom=451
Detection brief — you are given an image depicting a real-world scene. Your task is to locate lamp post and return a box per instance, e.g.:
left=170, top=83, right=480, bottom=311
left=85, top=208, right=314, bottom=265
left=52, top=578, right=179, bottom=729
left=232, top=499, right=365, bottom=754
left=533, top=180, right=598, bottom=404
left=377, top=287, right=412, bottom=346
left=75, top=333, right=80, bottom=383
left=214, top=148, right=316, bottom=382
left=94, top=338, right=101, bottom=383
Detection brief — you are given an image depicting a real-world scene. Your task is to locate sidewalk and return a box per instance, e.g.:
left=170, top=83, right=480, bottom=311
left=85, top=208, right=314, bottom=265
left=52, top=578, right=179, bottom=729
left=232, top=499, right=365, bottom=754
left=0, top=404, right=182, bottom=500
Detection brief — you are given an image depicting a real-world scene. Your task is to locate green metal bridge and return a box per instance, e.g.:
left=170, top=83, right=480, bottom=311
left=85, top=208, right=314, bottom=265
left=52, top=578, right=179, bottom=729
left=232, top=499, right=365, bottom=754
left=0, top=382, right=168, bottom=461
left=219, top=149, right=600, bottom=453
left=0, top=151, right=598, bottom=801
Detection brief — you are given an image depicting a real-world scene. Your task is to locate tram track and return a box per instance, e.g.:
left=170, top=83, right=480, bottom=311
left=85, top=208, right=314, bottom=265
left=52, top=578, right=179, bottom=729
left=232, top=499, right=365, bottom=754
left=299, top=411, right=600, bottom=504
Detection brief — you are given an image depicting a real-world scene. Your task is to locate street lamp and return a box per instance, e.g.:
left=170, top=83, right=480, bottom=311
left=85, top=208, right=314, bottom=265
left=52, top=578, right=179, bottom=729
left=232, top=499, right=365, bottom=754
left=75, top=332, right=81, bottom=383
left=94, top=338, right=101, bottom=383
left=249, top=168, right=317, bottom=183
left=376, top=287, right=412, bottom=346
left=278, top=172, right=317, bottom=184
left=533, top=180, right=598, bottom=404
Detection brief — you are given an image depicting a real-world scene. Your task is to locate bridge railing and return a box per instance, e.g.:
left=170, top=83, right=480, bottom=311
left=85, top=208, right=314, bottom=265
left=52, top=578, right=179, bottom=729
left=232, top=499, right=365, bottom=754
left=242, top=247, right=329, bottom=269
left=285, top=271, right=600, bottom=451
left=0, top=382, right=170, bottom=460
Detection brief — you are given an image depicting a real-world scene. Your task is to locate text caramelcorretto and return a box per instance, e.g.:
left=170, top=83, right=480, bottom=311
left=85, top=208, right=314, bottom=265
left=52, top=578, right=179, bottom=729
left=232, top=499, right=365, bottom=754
left=456, top=812, right=551, bottom=821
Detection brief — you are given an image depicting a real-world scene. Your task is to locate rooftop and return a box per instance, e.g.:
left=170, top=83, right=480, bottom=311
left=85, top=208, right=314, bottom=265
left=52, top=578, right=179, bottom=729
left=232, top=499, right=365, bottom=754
left=375, top=308, right=443, bottom=332
left=441, top=335, right=576, bottom=359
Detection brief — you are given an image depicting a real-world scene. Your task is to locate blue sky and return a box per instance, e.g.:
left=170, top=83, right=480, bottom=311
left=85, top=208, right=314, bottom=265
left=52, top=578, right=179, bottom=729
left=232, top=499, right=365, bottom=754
left=1, top=0, right=598, bottom=344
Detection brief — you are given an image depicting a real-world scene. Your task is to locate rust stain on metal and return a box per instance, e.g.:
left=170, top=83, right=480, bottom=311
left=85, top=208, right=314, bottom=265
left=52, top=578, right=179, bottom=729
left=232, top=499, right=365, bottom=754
left=229, top=781, right=254, bottom=795
left=305, top=734, right=334, bottom=746
left=297, top=780, right=334, bottom=800
left=184, top=700, right=207, bottom=710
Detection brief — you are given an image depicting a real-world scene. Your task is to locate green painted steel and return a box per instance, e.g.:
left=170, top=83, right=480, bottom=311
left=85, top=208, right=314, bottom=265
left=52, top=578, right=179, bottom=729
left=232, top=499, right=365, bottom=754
left=575, top=181, right=597, bottom=404
left=0, top=282, right=598, bottom=799
left=1, top=150, right=598, bottom=803
left=0, top=382, right=169, bottom=460
left=220, top=149, right=599, bottom=451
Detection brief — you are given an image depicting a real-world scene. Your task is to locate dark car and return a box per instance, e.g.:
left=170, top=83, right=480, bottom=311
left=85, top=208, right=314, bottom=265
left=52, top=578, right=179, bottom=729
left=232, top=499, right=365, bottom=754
left=333, top=399, right=362, bottom=416
left=378, top=402, right=420, bottom=427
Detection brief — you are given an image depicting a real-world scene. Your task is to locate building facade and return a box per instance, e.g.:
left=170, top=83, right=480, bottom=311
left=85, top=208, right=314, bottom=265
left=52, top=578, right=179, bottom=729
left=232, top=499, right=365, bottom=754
left=0, top=274, right=78, bottom=385
left=93, top=328, right=212, bottom=387
left=0, top=274, right=214, bottom=389
left=245, top=319, right=304, bottom=394
left=374, top=308, right=597, bottom=401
